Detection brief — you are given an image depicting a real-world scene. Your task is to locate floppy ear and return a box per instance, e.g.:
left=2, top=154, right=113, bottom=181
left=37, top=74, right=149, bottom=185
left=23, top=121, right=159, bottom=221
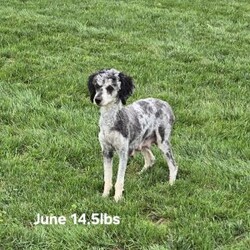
left=118, top=72, right=135, bottom=105
left=87, top=73, right=97, bottom=103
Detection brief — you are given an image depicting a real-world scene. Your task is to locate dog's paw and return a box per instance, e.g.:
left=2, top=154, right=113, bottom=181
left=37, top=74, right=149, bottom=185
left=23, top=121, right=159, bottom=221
left=102, top=192, right=110, bottom=198
left=114, top=194, right=123, bottom=202
left=102, top=182, right=112, bottom=197
left=169, top=166, right=178, bottom=185
left=169, top=179, right=175, bottom=186
left=137, top=167, right=147, bottom=175
left=114, top=182, right=124, bottom=202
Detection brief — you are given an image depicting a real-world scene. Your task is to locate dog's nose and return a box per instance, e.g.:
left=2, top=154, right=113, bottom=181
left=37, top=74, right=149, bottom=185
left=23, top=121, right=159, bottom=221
left=95, top=97, right=102, bottom=105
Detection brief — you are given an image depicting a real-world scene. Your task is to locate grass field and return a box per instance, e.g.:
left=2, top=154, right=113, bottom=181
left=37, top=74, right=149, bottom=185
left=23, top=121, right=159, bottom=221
left=0, top=0, right=249, bottom=249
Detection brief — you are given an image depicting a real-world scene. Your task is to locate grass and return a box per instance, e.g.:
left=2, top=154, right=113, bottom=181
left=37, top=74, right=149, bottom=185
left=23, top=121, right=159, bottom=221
left=0, top=0, right=249, bottom=249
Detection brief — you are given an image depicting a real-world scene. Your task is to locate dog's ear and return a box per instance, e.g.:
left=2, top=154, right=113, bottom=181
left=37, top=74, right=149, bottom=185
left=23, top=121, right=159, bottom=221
left=88, top=73, right=97, bottom=103
left=118, top=72, right=134, bottom=105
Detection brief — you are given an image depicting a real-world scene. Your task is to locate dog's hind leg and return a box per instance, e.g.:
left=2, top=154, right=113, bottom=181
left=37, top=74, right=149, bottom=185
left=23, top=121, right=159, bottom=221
left=156, top=127, right=178, bottom=185
left=158, top=140, right=178, bottom=185
left=139, top=148, right=155, bottom=174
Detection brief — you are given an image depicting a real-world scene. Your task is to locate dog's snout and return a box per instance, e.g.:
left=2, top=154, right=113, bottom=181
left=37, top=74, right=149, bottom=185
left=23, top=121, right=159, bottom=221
left=95, top=97, right=102, bottom=105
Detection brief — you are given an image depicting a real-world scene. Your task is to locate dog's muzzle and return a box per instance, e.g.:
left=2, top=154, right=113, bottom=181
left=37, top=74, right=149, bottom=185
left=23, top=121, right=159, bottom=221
left=94, top=96, right=102, bottom=106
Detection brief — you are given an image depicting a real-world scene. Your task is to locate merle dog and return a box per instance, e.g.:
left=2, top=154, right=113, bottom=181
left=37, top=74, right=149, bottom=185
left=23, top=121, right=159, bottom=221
left=88, top=69, right=178, bottom=201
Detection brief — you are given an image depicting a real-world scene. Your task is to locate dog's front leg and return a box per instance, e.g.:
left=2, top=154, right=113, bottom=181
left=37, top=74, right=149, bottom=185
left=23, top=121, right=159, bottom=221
left=102, top=149, right=113, bottom=197
left=114, top=149, right=128, bottom=202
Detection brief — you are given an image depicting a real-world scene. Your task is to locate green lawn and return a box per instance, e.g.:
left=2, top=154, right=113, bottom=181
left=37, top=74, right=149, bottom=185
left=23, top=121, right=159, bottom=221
left=0, top=0, right=249, bottom=249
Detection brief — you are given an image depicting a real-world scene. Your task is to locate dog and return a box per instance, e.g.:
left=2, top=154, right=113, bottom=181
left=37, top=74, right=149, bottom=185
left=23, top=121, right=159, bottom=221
left=88, top=68, right=178, bottom=202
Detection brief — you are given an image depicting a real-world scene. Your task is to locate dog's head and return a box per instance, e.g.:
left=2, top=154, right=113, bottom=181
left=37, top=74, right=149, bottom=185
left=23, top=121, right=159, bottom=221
left=88, top=69, right=134, bottom=106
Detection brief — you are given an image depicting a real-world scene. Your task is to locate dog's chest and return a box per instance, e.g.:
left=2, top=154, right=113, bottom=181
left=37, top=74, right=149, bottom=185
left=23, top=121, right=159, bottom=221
left=98, top=113, right=123, bottom=144
left=99, top=125, right=125, bottom=149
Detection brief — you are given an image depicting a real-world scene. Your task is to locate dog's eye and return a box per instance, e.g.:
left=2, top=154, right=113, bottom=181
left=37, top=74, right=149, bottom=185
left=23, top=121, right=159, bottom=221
left=95, top=84, right=101, bottom=90
left=106, top=85, right=114, bottom=94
